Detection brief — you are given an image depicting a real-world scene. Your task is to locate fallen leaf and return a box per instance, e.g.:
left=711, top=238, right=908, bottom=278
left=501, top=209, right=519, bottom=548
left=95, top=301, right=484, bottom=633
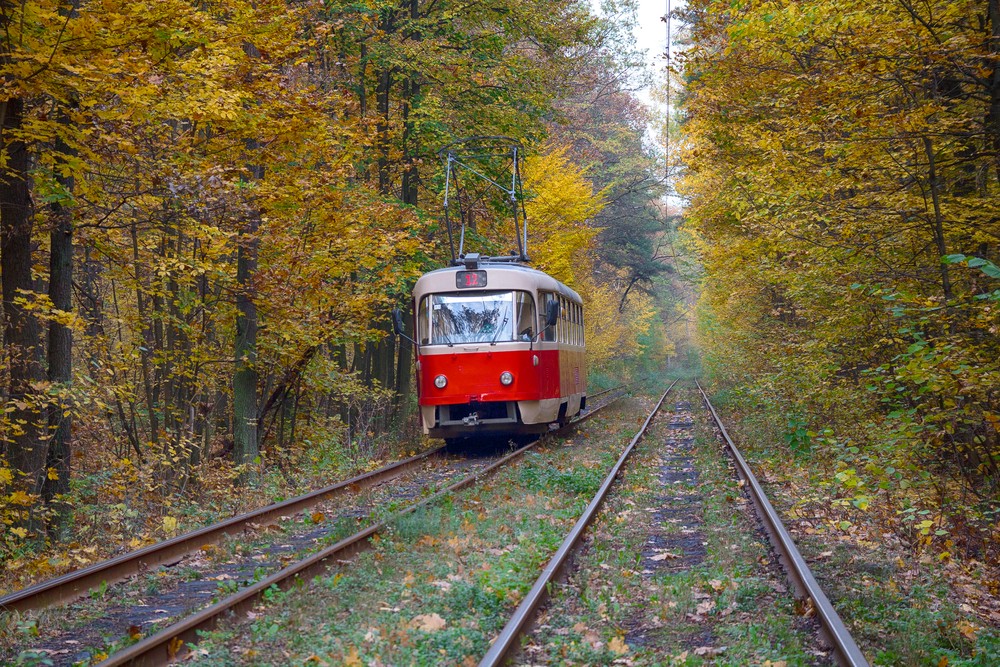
left=695, top=599, right=716, bottom=615
left=609, top=636, right=629, bottom=656
left=167, top=636, right=183, bottom=659
left=311, top=512, right=325, bottom=523
left=650, top=551, right=680, bottom=561
left=957, top=620, right=979, bottom=641
left=794, top=598, right=816, bottom=617
left=410, top=613, right=447, bottom=632
left=343, top=647, right=362, bottom=666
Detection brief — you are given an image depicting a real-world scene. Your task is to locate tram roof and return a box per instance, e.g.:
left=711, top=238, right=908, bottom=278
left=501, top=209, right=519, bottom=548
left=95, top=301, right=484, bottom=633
left=413, top=261, right=582, bottom=304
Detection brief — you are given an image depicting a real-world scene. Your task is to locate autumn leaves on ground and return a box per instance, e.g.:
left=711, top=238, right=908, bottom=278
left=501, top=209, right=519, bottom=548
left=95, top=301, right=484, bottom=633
left=1, top=0, right=1000, bottom=664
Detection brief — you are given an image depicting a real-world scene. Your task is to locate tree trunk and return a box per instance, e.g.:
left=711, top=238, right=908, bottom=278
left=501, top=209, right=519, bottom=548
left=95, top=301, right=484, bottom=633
left=394, top=303, right=413, bottom=427
left=1, top=97, right=46, bottom=497
left=401, top=0, right=420, bottom=206
left=233, top=210, right=260, bottom=473
left=42, top=130, right=74, bottom=526
left=132, top=220, right=160, bottom=448
left=988, top=0, right=1000, bottom=185
left=922, top=137, right=953, bottom=302
left=1, top=96, right=47, bottom=525
left=377, top=65, right=393, bottom=194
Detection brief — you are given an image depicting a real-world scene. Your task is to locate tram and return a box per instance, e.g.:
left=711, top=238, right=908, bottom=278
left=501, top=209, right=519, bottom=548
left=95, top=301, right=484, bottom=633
left=400, top=253, right=586, bottom=443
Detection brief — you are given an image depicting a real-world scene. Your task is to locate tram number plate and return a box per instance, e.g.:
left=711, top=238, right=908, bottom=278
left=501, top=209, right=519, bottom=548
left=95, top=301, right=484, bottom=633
left=456, top=270, right=487, bottom=289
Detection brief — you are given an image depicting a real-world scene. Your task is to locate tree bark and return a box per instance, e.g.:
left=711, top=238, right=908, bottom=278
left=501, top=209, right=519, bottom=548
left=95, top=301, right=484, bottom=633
left=401, top=0, right=420, bottom=206
left=233, top=210, right=260, bottom=472
left=922, top=137, right=953, bottom=302
left=131, top=220, right=160, bottom=448
left=0, top=97, right=46, bottom=501
left=377, top=65, right=393, bottom=194
left=42, top=130, right=74, bottom=524
left=988, top=0, right=1000, bottom=185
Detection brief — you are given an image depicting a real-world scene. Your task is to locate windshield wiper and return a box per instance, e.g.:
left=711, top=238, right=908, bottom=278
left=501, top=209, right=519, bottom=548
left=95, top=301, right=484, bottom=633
left=491, top=316, right=509, bottom=346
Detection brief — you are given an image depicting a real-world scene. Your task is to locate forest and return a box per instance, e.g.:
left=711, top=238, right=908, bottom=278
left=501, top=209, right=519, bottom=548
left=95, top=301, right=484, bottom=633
left=0, top=0, right=673, bottom=578
left=681, top=0, right=1000, bottom=565
left=7, top=0, right=997, bottom=630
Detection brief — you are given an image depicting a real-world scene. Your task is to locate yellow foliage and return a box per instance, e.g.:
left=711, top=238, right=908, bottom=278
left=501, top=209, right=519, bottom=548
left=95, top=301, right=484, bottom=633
left=7, top=491, right=34, bottom=506
left=522, top=145, right=662, bottom=369
left=522, top=145, right=603, bottom=289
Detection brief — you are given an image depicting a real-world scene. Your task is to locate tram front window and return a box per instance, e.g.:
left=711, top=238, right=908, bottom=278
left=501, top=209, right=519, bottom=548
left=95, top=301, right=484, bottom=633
left=419, top=291, right=536, bottom=345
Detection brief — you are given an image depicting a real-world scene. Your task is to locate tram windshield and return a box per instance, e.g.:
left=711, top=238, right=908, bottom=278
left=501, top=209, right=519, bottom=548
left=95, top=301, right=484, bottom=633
left=418, top=290, right=536, bottom=346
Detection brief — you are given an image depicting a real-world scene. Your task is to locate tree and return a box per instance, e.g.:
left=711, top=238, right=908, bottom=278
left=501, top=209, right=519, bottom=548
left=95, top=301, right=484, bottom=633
left=681, top=0, right=1000, bottom=537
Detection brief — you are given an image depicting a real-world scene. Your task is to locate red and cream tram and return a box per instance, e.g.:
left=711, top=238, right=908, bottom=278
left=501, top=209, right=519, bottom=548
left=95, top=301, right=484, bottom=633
left=406, top=254, right=586, bottom=442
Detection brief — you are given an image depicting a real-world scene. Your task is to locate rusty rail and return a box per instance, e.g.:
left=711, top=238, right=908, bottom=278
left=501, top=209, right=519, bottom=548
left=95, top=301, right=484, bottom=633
left=696, top=381, right=869, bottom=667
left=98, top=398, right=625, bottom=666
left=1, top=448, right=444, bottom=613
left=479, top=380, right=676, bottom=666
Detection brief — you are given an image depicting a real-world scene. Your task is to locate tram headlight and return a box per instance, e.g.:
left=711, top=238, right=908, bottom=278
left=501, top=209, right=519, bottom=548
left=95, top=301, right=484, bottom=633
left=434, top=374, right=448, bottom=389
left=500, top=371, right=514, bottom=386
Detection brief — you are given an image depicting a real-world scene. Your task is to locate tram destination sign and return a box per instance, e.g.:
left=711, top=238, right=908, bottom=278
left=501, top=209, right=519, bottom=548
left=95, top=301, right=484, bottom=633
left=456, top=270, right=487, bottom=289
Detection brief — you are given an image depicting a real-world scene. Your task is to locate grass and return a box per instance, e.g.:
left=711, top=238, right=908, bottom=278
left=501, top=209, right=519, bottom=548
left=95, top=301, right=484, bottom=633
left=183, top=383, right=840, bottom=665
left=704, top=383, right=1000, bottom=666
left=524, top=385, right=824, bottom=665
left=0, top=455, right=464, bottom=664
left=187, top=399, right=645, bottom=665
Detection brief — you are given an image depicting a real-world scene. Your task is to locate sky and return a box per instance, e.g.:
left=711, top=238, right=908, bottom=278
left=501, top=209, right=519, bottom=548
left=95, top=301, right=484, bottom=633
left=591, top=0, right=686, bottom=205
left=633, top=0, right=687, bottom=103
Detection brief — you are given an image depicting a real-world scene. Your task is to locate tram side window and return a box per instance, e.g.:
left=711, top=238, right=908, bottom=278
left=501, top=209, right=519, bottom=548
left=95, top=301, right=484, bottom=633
left=572, top=303, right=579, bottom=345
left=569, top=303, right=574, bottom=345
left=515, top=292, right=537, bottom=340
left=541, top=292, right=557, bottom=342
left=559, top=296, right=567, bottom=343
left=573, top=303, right=580, bottom=345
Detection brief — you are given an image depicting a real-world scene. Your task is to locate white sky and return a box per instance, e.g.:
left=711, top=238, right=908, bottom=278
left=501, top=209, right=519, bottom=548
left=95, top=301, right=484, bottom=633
left=591, top=0, right=686, bottom=206
left=633, top=0, right=684, bottom=104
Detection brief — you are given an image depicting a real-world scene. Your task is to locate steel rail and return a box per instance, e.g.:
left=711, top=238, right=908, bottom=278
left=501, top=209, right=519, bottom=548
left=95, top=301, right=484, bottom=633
left=479, top=380, right=677, bottom=667
left=696, top=381, right=869, bottom=667
left=99, top=399, right=623, bottom=666
left=587, top=383, right=625, bottom=400
left=1, top=447, right=445, bottom=613
left=587, top=376, right=648, bottom=402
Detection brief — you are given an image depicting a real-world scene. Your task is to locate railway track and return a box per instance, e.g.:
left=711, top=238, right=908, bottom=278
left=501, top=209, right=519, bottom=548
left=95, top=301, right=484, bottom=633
left=3, top=387, right=630, bottom=666
left=480, top=380, right=869, bottom=667
left=479, top=380, right=677, bottom=665
left=696, top=381, right=868, bottom=667
left=0, top=449, right=451, bottom=616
